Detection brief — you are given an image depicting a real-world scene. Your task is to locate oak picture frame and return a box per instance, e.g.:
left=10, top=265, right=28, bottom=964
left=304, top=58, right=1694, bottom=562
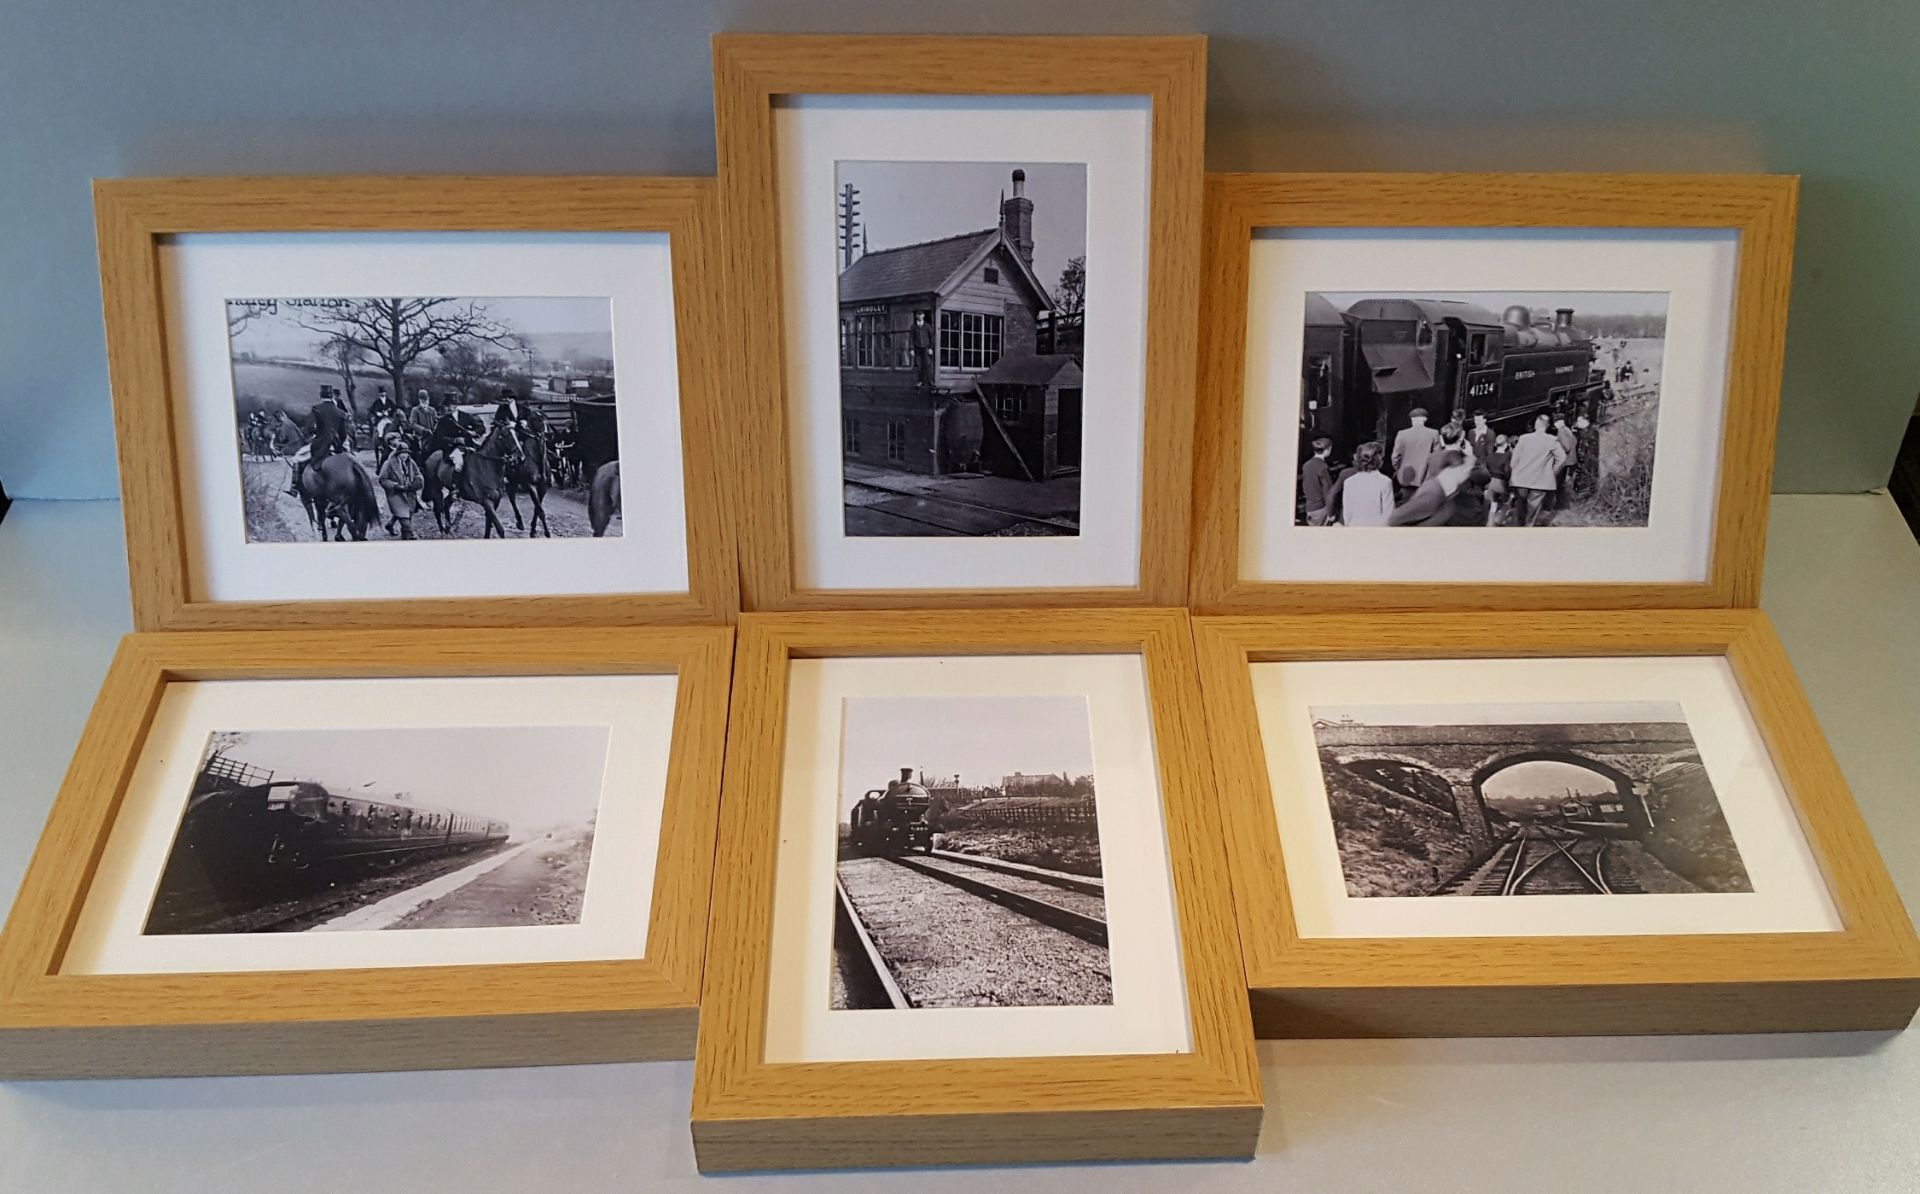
left=692, top=608, right=1260, bottom=1171
left=95, top=174, right=738, bottom=631
left=0, top=625, right=733, bottom=1078
left=1191, top=610, right=1920, bottom=1038
left=713, top=34, right=1206, bottom=612
left=1190, top=172, right=1798, bottom=613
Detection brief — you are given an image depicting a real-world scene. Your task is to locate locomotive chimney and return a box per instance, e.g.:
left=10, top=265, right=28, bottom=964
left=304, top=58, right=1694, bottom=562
left=899, top=767, right=913, bottom=783
left=1001, top=168, right=1035, bottom=267
left=1554, top=307, right=1574, bottom=331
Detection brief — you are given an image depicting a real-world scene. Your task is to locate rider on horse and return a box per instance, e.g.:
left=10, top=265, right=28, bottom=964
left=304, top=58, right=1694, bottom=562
left=490, top=387, right=545, bottom=458
left=429, top=395, right=482, bottom=475
left=286, top=385, right=354, bottom=497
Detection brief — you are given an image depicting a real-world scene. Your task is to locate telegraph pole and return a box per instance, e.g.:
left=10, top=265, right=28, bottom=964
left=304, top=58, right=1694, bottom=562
left=837, top=182, right=862, bottom=269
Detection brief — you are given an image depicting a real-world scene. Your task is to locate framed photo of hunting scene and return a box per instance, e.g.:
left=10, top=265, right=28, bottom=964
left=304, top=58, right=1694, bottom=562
left=0, top=625, right=734, bottom=1078
left=714, top=34, right=1205, bottom=611
left=94, top=175, right=734, bottom=631
left=1190, top=611, right=1920, bottom=1039
left=1190, top=173, right=1799, bottom=613
left=693, top=609, right=1260, bottom=1172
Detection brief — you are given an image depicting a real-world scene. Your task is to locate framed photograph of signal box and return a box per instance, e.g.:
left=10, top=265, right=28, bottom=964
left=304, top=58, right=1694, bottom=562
left=1191, top=611, right=1920, bottom=1038
left=713, top=34, right=1206, bottom=611
left=94, top=175, right=736, bottom=630
left=0, top=625, right=732, bottom=1077
left=693, top=609, right=1260, bottom=1172
left=1190, top=173, right=1798, bottom=613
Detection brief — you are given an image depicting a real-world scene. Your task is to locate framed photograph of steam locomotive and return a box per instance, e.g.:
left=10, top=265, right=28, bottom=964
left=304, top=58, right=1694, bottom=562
left=1189, top=173, right=1799, bottom=613
left=0, top=625, right=733, bottom=1078
left=1190, top=611, right=1920, bottom=1039
left=714, top=34, right=1205, bottom=612
left=94, top=175, right=736, bottom=631
left=693, top=609, right=1260, bottom=1172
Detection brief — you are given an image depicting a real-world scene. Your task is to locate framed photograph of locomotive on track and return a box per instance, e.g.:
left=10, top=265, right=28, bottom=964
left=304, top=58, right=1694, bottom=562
left=1189, top=173, right=1800, bottom=613
left=0, top=625, right=733, bottom=1078
left=713, top=34, right=1206, bottom=611
left=1190, top=611, right=1920, bottom=1039
left=93, top=175, right=736, bottom=630
left=693, top=609, right=1260, bottom=1172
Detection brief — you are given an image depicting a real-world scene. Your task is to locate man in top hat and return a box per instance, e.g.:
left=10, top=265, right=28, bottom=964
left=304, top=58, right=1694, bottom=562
left=287, top=384, right=353, bottom=497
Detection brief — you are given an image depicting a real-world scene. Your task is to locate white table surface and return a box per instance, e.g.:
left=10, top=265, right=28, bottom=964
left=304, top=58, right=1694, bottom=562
left=2, top=493, right=1916, bottom=1192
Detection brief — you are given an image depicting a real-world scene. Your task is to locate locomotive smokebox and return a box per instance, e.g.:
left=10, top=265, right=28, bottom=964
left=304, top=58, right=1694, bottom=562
left=1554, top=307, right=1575, bottom=331
left=1502, top=304, right=1532, bottom=327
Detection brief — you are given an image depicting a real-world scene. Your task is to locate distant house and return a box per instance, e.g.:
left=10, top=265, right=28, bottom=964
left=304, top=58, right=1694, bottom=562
left=1002, top=771, right=1064, bottom=794
left=838, top=169, right=1083, bottom=480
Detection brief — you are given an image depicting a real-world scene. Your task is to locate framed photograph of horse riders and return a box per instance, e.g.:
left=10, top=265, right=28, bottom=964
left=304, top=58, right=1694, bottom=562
left=94, top=175, right=735, bottom=630
left=693, top=609, right=1260, bottom=1171
left=0, top=624, right=732, bottom=1077
left=713, top=34, right=1205, bottom=611
left=1190, top=610, right=1920, bottom=1038
left=1189, top=173, right=1799, bottom=614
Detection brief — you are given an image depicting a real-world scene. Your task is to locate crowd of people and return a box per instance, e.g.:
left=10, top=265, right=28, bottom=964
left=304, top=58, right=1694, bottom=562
left=1301, top=405, right=1590, bottom=528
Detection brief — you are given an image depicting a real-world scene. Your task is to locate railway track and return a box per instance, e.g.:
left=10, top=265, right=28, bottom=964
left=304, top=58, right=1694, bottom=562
left=1438, top=824, right=1642, bottom=897
left=833, top=852, right=1110, bottom=1010
left=145, top=842, right=513, bottom=935
left=842, top=480, right=1076, bottom=538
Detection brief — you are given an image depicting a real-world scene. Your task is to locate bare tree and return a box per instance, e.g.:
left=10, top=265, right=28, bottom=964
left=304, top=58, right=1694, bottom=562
left=1054, top=256, right=1086, bottom=317
left=299, top=298, right=519, bottom=417
left=433, top=341, right=516, bottom=404
left=314, top=333, right=363, bottom=411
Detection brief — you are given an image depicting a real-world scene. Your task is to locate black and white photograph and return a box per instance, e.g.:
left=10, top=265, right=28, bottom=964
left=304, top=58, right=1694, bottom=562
left=1295, top=290, right=1668, bottom=529
left=1310, top=701, right=1751, bottom=898
left=144, top=724, right=607, bottom=935
left=831, top=694, right=1110, bottom=1009
left=834, top=160, right=1088, bottom=537
left=225, top=295, right=625, bottom=543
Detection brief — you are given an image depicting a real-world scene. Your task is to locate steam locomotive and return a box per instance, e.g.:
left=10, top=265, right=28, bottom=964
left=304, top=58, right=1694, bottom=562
left=847, top=767, right=934, bottom=857
left=155, top=775, right=509, bottom=907
left=1300, top=298, right=1609, bottom=458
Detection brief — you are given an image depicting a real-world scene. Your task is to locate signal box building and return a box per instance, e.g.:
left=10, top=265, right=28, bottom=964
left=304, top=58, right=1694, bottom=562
left=838, top=168, right=1083, bottom=481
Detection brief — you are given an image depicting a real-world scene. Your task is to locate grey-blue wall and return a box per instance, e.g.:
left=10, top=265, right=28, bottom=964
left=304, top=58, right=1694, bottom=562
left=3, top=0, right=1915, bottom=498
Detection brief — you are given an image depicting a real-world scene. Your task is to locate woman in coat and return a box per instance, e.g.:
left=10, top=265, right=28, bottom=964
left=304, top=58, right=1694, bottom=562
left=378, top=435, right=425, bottom=539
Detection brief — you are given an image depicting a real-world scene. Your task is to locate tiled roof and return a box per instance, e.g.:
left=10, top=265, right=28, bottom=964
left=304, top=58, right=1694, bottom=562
left=837, top=229, right=997, bottom=304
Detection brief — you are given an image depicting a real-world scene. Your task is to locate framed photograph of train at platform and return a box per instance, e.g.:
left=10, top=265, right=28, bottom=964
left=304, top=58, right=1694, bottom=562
left=0, top=625, right=733, bottom=1077
left=693, top=609, right=1259, bottom=1172
left=1190, top=173, right=1799, bottom=613
left=714, top=34, right=1205, bottom=612
left=1190, top=611, right=1920, bottom=1038
left=93, top=175, right=736, bottom=631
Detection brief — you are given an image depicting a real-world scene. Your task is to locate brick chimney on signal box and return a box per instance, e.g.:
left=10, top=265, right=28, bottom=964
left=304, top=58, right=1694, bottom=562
left=1000, top=168, right=1034, bottom=267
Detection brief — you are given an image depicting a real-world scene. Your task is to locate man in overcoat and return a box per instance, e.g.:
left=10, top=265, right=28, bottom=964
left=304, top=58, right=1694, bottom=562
left=1507, top=412, right=1567, bottom=526
left=1390, top=407, right=1441, bottom=497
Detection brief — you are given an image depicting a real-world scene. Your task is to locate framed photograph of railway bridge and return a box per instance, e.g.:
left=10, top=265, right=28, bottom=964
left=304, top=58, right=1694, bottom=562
left=694, top=609, right=1260, bottom=1172
left=1191, top=611, right=1920, bottom=1039
left=715, top=34, right=1205, bottom=611
left=1190, top=173, right=1800, bottom=613
left=0, top=625, right=734, bottom=1078
left=93, top=174, right=736, bottom=631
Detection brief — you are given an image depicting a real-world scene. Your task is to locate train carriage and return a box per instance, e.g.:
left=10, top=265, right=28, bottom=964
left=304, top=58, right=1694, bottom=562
left=155, top=775, right=509, bottom=907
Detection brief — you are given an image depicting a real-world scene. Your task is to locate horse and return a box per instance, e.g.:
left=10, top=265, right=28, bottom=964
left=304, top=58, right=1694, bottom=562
left=294, top=451, right=378, bottom=541
left=502, top=425, right=552, bottom=538
left=588, top=460, right=621, bottom=537
left=422, top=419, right=516, bottom=539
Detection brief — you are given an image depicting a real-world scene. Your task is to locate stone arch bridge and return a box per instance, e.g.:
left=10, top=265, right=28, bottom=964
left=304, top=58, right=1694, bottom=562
left=1314, top=720, right=1702, bottom=852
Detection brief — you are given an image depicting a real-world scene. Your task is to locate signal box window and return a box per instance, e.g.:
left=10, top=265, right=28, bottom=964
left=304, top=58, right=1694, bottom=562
left=886, top=421, right=906, bottom=462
